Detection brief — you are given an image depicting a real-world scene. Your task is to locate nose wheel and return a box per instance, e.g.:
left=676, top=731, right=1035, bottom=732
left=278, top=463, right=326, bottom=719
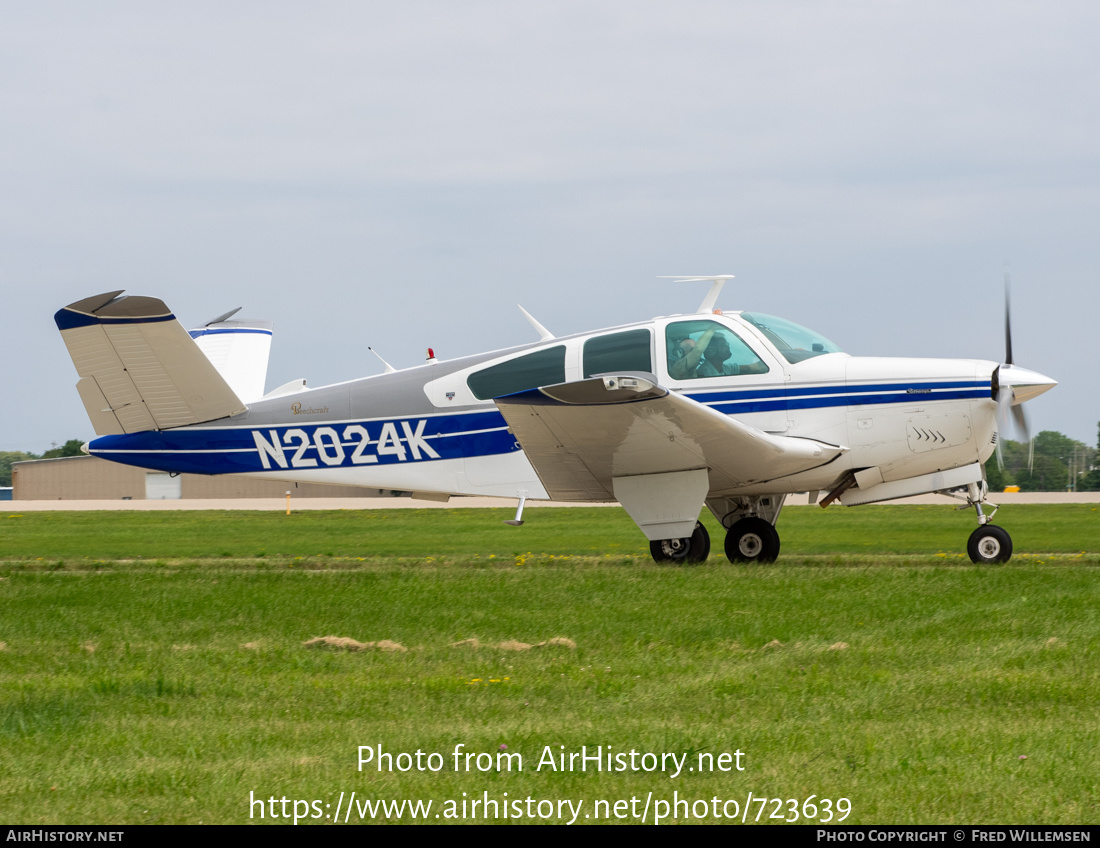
left=967, top=525, right=1012, bottom=564
left=649, top=521, right=711, bottom=564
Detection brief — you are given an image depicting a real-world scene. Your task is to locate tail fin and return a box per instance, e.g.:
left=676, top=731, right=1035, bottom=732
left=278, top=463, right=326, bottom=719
left=55, top=292, right=247, bottom=435
left=189, top=316, right=273, bottom=404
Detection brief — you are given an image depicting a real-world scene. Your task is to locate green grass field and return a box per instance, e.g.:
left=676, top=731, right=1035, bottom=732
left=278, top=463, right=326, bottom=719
left=3, top=502, right=1099, bottom=561
left=1, top=505, right=1098, bottom=825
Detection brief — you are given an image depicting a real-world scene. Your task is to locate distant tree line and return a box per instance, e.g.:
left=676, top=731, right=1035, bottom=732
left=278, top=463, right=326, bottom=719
left=0, top=439, right=85, bottom=487
left=978, top=425, right=1099, bottom=492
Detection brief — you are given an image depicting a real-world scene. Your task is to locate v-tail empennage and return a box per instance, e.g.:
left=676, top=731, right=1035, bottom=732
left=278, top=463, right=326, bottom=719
left=188, top=314, right=273, bottom=404
left=55, top=292, right=248, bottom=436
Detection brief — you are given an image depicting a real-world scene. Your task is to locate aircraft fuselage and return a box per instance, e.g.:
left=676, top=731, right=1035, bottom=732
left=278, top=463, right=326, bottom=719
left=85, top=311, right=1002, bottom=501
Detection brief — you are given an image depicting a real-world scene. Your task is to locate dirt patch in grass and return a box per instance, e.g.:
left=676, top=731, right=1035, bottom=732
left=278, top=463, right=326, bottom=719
left=537, top=637, right=577, bottom=649
left=303, top=636, right=407, bottom=652
left=452, top=636, right=576, bottom=651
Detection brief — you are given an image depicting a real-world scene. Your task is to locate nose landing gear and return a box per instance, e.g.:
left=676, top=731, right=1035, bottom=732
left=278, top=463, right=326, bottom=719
left=950, top=481, right=1013, bottom=564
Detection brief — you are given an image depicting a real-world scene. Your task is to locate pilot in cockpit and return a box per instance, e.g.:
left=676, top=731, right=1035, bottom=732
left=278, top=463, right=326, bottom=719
left=669, top=326, right=738, bottom=379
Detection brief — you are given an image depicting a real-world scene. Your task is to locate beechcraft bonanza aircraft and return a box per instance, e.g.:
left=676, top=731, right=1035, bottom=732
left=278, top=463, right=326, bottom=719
left=55, top=276, right=1055, bottom=564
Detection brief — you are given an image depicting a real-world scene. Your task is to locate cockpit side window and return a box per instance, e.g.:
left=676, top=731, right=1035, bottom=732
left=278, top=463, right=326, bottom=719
left=665, top=320, right=768, bottom=381
left=583, top=329, right=652, bottom=378
left=467, top=345, right=567, bottom=400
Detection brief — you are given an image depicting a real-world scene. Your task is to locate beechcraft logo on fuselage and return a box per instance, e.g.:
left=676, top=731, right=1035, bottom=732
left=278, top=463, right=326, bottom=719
left=291, top=402, right=330, bottom=415
left=252, top=420, right=440, bottom=469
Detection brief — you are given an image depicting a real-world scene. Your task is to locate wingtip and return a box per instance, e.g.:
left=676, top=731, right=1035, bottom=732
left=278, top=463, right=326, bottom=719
left=54, top=291, right=127, bottom=330
left=55, top=292, right=175, bottom=331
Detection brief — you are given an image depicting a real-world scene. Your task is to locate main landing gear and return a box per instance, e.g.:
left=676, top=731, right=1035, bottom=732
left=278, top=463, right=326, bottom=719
left=714, top=495, right=785, bottom=564
left=724, top=517, right=781, bottom=563
left=648, top=515, right=783, bottom=565
left=649, top=521, right=711, bottom=564
left=953, top=482, right=1012, bottom=564
left=648, top=496, right=787, bottom=565
left=646, top=494, right=787, bottom=567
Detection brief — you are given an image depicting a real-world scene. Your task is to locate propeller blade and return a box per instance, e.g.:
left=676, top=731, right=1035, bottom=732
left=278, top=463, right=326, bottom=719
left=994, top=268, right=1050, bottom=476
left=995, top=382, right=1014, bottom=470
left=1011, top=403, right=1029, bottom=442
left=995, top=375, right=1035, bottom=473
left=1011, top=404, right=1034, bottom=472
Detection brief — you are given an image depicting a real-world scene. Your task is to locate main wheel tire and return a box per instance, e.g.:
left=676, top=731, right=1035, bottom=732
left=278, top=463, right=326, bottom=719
left=724, top=517, right=781, bottom=563
left=967, top=525, right=1012, bottom=564
left=650, top=522, right=711, bottom=564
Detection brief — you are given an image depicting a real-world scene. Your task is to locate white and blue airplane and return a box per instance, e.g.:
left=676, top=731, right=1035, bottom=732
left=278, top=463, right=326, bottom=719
left=54, top=277, right=1055, bottom=564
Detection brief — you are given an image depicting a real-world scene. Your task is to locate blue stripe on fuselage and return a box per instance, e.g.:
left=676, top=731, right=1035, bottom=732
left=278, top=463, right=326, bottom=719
left=688, top=380, right=989, bottom=415
left=687, top=380, right=989, bottom=403
left=87, top=380, right=990, bottom=475
left=89, top=410, right=516, bottom=475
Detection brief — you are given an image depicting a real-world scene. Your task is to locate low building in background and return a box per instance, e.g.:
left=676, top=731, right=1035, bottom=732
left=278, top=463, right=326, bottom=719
left=11, top=455, right=405, bottom=501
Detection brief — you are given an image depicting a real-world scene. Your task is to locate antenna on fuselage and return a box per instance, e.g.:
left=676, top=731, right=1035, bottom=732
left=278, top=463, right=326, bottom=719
left=659, top=275, right=734, bottom=314
left=367, top=346, right=396, bottom=374
left=518, top=305, right=555, bottom=340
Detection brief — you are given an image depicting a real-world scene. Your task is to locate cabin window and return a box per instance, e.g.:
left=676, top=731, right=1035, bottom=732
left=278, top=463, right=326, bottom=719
left=583, top=329, right=652, bottom=378
left=467, top=345, right=567, bottom=400
left=740, top=313, right=842, bottom=364
left=665, top=320, right=768, bottom=380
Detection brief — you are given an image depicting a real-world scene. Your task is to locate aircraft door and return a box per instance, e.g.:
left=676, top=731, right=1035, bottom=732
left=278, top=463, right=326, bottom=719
left=660, top=318, right=789, bottom=434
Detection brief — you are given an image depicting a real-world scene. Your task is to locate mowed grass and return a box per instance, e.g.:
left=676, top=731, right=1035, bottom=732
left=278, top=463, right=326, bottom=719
left=0, top=506, right=1098, bottom=825
left=2, top=502, right=1100, bottom=560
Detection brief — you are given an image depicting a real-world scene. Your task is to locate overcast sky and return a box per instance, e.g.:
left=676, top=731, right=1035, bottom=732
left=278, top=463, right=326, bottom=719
left=3, top=1, right=1097, bottom=455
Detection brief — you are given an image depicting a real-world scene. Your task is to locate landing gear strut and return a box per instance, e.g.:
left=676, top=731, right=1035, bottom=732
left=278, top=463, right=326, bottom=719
left=649, top=521, right=711, bottom=564
left=947, top=481, right=1013, bottom=564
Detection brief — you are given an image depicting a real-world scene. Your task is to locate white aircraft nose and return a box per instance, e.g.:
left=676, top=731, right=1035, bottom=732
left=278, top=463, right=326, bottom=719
left=998, top=364, right=1057, bottom=405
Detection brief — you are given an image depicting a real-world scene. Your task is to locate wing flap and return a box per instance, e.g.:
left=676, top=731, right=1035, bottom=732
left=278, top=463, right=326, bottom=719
left=496, top=376, right=846, bottom=500
left=56, top=293, right=247, bottom=434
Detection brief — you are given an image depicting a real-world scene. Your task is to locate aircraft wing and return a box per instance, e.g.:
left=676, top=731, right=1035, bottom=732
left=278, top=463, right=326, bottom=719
left=495, top=375, right=846, bottom=501
left=55, top=292, right=248, bottom=435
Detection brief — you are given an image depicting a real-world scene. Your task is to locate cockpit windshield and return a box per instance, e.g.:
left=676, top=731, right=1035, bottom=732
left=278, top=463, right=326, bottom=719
left=740, top=313, right=842, bottom=364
